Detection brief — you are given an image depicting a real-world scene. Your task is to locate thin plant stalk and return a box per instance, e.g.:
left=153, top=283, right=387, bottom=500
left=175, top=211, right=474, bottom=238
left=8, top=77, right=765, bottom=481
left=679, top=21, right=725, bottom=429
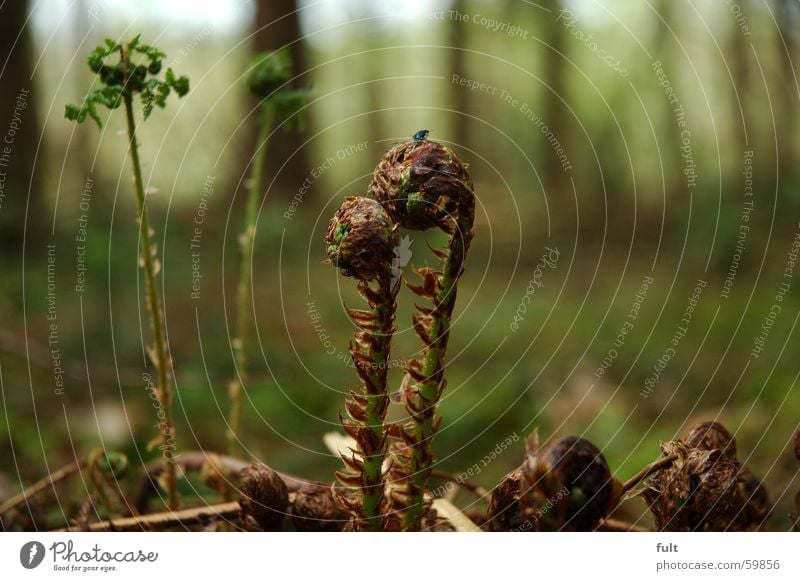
left=341, top=273, right=399, bottom=528
left=66, top=37, right=189, bottom=511
left=228, top=107, right=274, bottom=453
left=621, top=453, right=679, bottom=494
left=399, top=212, right=473, bottom=530
left=228, top=47, right=309, bottom=451
left=598, top=518, right=651, bottom=532
left=0, top=460, right=84, bottom=516
left=55, top=500, right=242, bottom=532
left=325, top=197, right=399, bottom=530
left=430, top=469, right=489, bottom=499
left=123, top=88, right=177, bottom=510
left=794, top=429, right=800, bottom=531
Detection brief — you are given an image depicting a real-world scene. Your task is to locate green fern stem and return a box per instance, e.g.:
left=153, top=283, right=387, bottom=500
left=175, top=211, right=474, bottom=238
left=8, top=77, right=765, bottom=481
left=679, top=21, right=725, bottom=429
left=400, top=214, right=473, bottom=531
left=123, top=89, right=178, bottom=510
left=228, top=107, right=274, bottom=453
left=340, top=272, right=398, bottom=530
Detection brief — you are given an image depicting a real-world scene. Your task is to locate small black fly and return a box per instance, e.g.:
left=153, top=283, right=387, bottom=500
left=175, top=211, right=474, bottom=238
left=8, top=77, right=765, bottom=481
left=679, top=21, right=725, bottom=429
left=412, top=129, right=430, bottom=143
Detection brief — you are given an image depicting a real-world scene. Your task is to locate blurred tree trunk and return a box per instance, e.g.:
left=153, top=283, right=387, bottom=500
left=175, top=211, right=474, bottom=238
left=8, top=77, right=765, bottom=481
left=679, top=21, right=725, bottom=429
left=0, top=0, right=41, bottom=250
left=253, top=0, right=309, bottom=198
left=71, top=0, right=94, bottom=182
left=775, top=0, right=798, bottom=180
left=653, top=0, right=681, bottom=198
left=448, top=0, right=468, bottom=150
left=728, top=1, right=751, bottom=159
left=540, top=0, right=571, bottom=225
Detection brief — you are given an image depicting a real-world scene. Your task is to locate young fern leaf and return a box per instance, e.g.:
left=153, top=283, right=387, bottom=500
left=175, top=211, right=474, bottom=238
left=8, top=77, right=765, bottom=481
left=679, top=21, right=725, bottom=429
left=65, top=36, right=189, bottom=510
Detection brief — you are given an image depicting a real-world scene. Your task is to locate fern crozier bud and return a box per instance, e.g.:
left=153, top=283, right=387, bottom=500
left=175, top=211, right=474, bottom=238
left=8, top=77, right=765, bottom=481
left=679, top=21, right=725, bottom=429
left=369, top=140, right=474, bottom=231
left=326, top=197, right=397, bottom=281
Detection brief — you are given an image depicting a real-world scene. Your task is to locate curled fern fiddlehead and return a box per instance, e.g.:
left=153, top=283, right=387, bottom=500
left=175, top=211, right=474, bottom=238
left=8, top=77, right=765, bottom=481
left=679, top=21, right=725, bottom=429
left=325, top=197, right=399, bottom=530
left=369, top=138, right=476, bottom=530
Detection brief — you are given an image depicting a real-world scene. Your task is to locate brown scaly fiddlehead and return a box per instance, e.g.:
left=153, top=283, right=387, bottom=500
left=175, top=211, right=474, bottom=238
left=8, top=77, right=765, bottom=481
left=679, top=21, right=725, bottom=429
left=292, top=485, right=350, bottom=532
left=642, top=422, right=771, bottom=531
left=369, top=137, right=475, bottom=530
left=239, top=462, right=289, bottom=531
left=519, top=435, right=621, bottom=531
left=484, top=434, right=622, bottom=532
left=325, top=197, right=399, bottom=530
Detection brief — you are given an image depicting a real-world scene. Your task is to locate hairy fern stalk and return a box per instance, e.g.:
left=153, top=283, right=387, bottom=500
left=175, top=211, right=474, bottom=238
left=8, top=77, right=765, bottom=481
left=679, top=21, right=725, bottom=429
left=326, top=197, right=399, bottom=530
left=66, top=36, right=189, bottom=509
left=228, top=49, right=310, bottom=452
left=368, top=138, right=475, bottom=530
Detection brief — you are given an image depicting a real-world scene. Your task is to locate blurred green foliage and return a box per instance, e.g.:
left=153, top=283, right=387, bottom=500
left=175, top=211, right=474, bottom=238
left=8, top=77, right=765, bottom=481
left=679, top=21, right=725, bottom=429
left=2, top=1, right=800, bottom=529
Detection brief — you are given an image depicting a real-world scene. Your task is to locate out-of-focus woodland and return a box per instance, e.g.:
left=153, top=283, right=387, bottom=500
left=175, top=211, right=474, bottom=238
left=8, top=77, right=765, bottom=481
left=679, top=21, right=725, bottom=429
left=1, top=0, right=799, bottom=528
